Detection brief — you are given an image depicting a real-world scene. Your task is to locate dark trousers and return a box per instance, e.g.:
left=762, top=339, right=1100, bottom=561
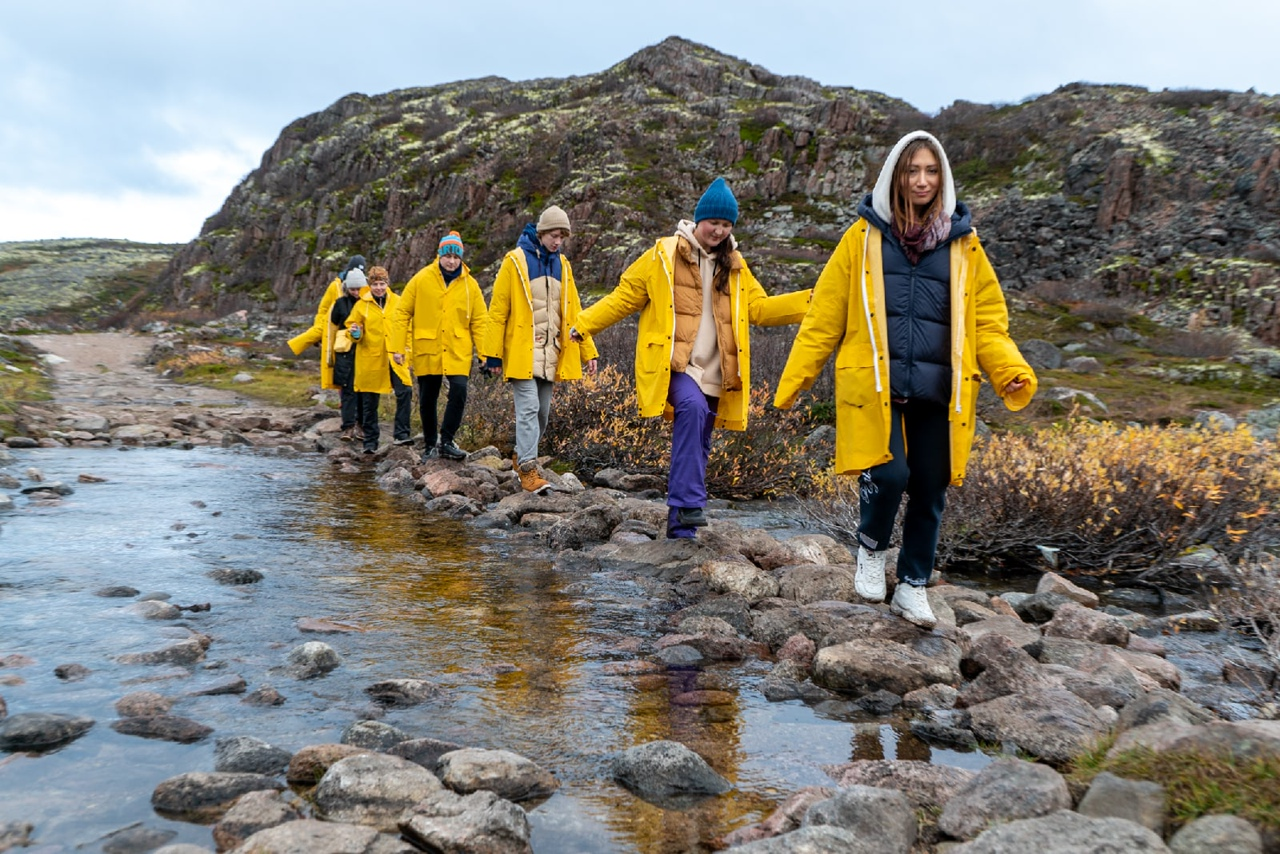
left=390, top=368, right=413, bottom=442
left=339, top=387, right=364, bottom=430
left=358, top=391, right=381, bottom=451
left=856, top=400, right=951, bottom=586
left=666, top=372, right=718, bottom=537
left=418, top=374, right=468, bottom=447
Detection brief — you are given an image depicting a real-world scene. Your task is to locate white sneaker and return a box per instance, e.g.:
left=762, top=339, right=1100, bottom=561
left=855, top=546, right=887, bottom=602
left=890, top=583, right=937, bottom=628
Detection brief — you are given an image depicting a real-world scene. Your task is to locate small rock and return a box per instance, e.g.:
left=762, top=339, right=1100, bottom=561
left=54, top=663, right=92, bottom=681
left=285, top=641, right=341, bottom=678
left=211, top=789, right=302, bottom=851
left=150, top=772, right=282, bottom=820
left=112, top=715, right=213, bottom=743
left=1077, top=771, right=1167, bottom=835
left=0, top=711, right=95, bottom=750
left=1169, top=814, right=1263, bottom=854
left=399, top=788, right=533, bottom=854
left=341, top=719, right=412, bottom=750
left=436, top=747, right=560, bottom=802
left=214, top=735, right=292, bottom=775
left=611, top=740, right=731, bottom=805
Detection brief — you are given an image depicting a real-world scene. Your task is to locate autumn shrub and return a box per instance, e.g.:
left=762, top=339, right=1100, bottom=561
left=941, top=420, right=1280, bottom=574
left=800, top=420, right=1280, bottom=579
left=1150, top=328, right=1240, bottom=359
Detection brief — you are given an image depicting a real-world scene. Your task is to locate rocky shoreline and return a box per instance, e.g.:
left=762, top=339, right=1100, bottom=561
left=2, top=430, right=1279, bottom=852
left=2, top=331, right=1280, bottom=852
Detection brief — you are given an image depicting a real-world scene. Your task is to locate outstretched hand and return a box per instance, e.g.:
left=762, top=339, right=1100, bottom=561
left=1003, top=377, right=1029, bottom=395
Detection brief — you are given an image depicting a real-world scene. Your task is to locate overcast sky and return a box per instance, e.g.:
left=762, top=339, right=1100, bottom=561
left=2, top=0, right=1276, bottom=245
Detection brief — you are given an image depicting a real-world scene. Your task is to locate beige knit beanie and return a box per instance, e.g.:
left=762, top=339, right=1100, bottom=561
left=536, top=205, right=572, bottom=235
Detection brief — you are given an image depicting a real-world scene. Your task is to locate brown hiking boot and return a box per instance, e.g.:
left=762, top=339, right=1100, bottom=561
left=517, top=459, right=550, bottom=493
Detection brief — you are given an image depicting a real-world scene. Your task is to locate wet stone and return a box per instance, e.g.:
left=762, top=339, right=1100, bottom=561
left=399, top=788, right=533, bottom=854
left=211, top=789, right=302, bottom=851
left=364, top=678, right=442, bottom=707
left=388, top=737, right=469, bottom=775
left=611, top=739, right=731, bottom=806
left=436, top=747, right=560, bottom=802
left=214, top=735, right=292, bottom=775
left=287, top=743, right=372, bottom=785
left=313, top=753, right=443, bottom=832
left=111, top=715, right=213, bottom=743
left=54, top=663, right=92, bottom=681
left=96, top=585, right=140, bottom=598
left=655, top=644, right=704, bottom=668
left=117, top=637, right=206, bottom=666
left=286, top=641, right=341, bottom=678
left=188, top=675, right=247, bottom=696
left=242, top=685, right=286, bottom=706
left=207, top=568, right=264, bottom=585
left=150, top=771, right=283, bottom=821
left=98, top=823, right=177, bottom=854
left=342, top=720, right=412, bottom=751
left=0, top=711, right=95, bottom=751
left=115, top=691, right=174, bottom=717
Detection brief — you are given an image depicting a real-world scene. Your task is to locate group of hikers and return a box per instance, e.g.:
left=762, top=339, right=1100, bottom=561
left=288, top=131, right=1039, bottom=628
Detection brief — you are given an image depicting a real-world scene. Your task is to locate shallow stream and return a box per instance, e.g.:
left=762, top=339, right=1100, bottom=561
left=0, top=446, right=991, bottom=852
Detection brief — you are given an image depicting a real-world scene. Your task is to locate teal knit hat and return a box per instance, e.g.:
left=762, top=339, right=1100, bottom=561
left=693, top=177, right=739, bottom=224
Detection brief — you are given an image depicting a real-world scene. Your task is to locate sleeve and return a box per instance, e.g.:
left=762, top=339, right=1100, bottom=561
left=469, top=278, right=488, bottom=359
left=773, top=228, right=858, bottom=409
left=741, top=262, right=812, bottom=326
left=574, top=245, right=656, bottom=336
left=970, top=241, right=1037, bottom=411
left=388, top=276, right=417, bottom=354
left=481, top=257, right=514, bottom=360
left=315, top=279, right=340, bottom=330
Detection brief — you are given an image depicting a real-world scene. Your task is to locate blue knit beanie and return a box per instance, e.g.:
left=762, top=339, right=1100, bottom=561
left=693, top=177, right=739, bottom=224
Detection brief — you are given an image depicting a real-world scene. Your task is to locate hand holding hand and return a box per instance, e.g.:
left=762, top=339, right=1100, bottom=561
left=569, top=327, right=585, bottom=343
left=392, top=353, right=404, bottom=366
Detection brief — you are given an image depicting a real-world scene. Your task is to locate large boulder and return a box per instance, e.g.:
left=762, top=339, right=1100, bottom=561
left=813, top=638, right=960, bottom=697
left=435, top=748, right=559, bottom=802
left=610, top=740, right=731, bottom=805
left=312, top=753, right=443, bottom=831
left=950, top=809, right=1170, bottom=852
left=151, top=772, right=283, bottom=821
left=966, top=689, right=1112, bottom=765
left=938, top=758, right=1071, bottom=841
left=0, top=712, right=94, bottom=751
left=803, top=785, right=916, bottom=852
left=399, top=788, right=533, bottom=854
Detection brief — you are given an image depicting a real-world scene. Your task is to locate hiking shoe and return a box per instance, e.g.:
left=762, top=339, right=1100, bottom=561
left=340, top=427, right=356, bottom=442
left=393, top=436, right=414, bottom=447
left=855, top=546, right=888, bottom=603
left=354, top=425, right=365, bottom=440
left=517, top=460, right=551, bottom=493
left=890, top=583, right=937, bottom=628
left=438, top=440, right=467, bottom=461
left=675, top=507, right=708, bottom=527
left=362, top=447, right=377, bottom=456
left=422, top=446, right=440, bottom=462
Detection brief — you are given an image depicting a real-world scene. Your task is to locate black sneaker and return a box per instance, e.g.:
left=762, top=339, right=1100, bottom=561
left=437, top=440, right=467, bottom=461
left=676, top=507, right=708, bottom=527
left=421, top=447, right=439, bottom=462
left=393, top=437, right=414, bottom=446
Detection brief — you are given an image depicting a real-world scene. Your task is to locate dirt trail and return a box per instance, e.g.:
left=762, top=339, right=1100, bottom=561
left=25, top=332, right=313, bottom=433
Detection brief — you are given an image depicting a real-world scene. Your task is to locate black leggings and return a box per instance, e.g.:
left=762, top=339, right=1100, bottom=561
left=418, top=374, right=468, bottom=446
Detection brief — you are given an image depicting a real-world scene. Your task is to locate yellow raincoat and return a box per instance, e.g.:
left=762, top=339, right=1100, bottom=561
left=482, top=248, right=598, bottom=380
left=575, top=236, right=811, bottom=431
left=343, top=290, right=411, bottom=394
left=288, top=277, right=344, bottom=389
left=774, top=220, right=1037, bottom=484
left=389, top=261, right=487, bottom=376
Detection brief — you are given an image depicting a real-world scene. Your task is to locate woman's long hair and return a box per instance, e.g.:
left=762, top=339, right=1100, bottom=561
left=889, top=137, right=946, bottom=230
left=709, top=239, right=734, bottom=294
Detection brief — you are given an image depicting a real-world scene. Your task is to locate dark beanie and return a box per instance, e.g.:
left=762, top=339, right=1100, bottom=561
left=693, top=177, right=739, bottom=224
left=341, top=255, right=366, bottom=281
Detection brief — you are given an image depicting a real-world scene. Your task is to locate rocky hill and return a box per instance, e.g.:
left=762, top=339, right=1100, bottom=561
left=1, top=239, right=178, bottom=329
left=157, top=37, right=1280, bottom=342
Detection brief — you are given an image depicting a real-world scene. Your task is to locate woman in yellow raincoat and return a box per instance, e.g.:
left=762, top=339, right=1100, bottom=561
left=572, top=178, right=811, bottom=538
left=776, top=131, right=1035, bottom=627
left=332, top=266, right=412, bottom=454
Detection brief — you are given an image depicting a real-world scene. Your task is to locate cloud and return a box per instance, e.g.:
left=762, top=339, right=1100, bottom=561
left=0, top=184, right=226, bottom=244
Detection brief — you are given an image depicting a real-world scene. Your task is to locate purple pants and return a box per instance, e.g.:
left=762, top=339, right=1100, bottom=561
left=666, top=372, right=717, bottom=537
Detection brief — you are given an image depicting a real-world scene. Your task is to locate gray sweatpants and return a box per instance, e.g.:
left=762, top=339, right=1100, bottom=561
left=511, top=377, right=555, bottom=465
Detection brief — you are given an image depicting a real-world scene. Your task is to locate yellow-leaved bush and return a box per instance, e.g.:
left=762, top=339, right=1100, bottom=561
left=940, top=420, right=1280, bottom=573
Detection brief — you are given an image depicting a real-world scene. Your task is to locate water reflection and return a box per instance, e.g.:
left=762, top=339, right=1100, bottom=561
left=0, top=447, right=992, bottom=852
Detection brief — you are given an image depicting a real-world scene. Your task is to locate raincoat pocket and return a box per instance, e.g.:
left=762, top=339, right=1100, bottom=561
left=415, top=328, right=441, bottom=355
left=835, top=342, right=879, bottom=408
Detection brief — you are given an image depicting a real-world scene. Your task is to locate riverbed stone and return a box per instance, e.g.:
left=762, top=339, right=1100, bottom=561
left=114, top=691, right=173, bottom=717
left=1037, top=571, right=1101, bottom=607
left=188, top=674, right=247, bottom=696
left=937, top=757, right=1071, bottom=840
left=719, top=787, right=837, bottom=846
left=53, top=662, right=92, bottom=681
left=959, top=616, right=1041, bottom=649
left=826, top=759, right=975, bottom=811
left=215, top=735, right=292, bottom=774
left=701, top=559, right=780, bottom=601
left=399, top=788, right=533, bottom=854
left=286, top=743, right=372, bottom=784
left=389, top=737, right=468, bottom=774
left=96, top=585, right=140, bottom=598
left=727, top=826, right=864, bottom=852
left=0, top=711, right=94, bottom=750
left=313, top=753, right=443, bottom=831
left=153, top=845, right=214, bottom=854
left=129, top=600, right=181, bottom=620
left=285, top=641, right=341, bottom=678
left=966, top=689, right=1111, bottom=765
left=151, top=771, right=283, bottom=820
left=0, top=822, right=33, bottom=850
left=776, top=564, right=857, bottom=604
left=242, top=685, right=286, bottom=706
left=1043, top=602, right=1130, bottom=646
left=813, top=638, right=960, bottom=697
left=1077, top=771, right=1167, bottom=835
left=802, top=784, right=916, bottom=852
left=206, top=568, right=264, bottom=585
left=958, top=635, right=1060, bottom=707
left=364, top=678, right=442, bottom=707
left=951, top=809, right=1170, bottom=852
left=341, top=720, right=413, bottom=750
left=611, top=739, right=731, bottom=804
left=228, top=819, right=380, bottom=854
left=1061, top=661, right=1145, bottom=709
left=112, top=715, right=213, bottom=743
left=1015, top=591, right=1075, bottom=623
left=97, top=823, right=177, bottom=853
left=435, top=747, right=560, bottom=802
left=1169, top=814, right=1264, bottom=854
left=1117, top=688, right=1214, bottom=732
left=212, top=789, right=303, bottom=850
left=117, top=637, right=206, bottom=666
left=545, top=503, right=624, bottom=550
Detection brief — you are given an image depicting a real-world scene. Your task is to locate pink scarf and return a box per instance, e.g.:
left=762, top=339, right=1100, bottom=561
left=892, top=213, right=950, bottom=266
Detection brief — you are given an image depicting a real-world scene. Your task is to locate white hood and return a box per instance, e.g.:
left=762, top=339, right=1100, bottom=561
left=870, top=130, right=957, bottom=224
